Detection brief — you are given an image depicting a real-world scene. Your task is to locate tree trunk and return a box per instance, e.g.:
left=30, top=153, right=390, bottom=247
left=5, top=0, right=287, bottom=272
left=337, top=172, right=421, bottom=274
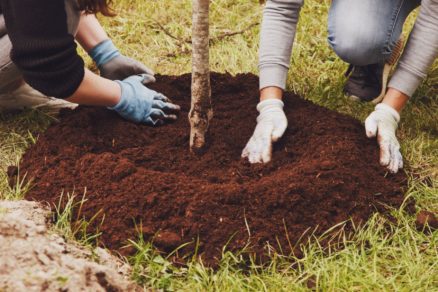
left=189, top=0, right=213, bottom=152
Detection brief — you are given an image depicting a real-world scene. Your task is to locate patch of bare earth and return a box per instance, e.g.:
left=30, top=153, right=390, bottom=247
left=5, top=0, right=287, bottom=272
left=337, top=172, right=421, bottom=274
left=0, top=200, right=140, bottom=291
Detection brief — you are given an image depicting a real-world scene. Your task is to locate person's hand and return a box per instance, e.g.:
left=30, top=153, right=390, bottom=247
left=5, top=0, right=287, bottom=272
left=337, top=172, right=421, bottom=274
left=89, top=39, right=155, bottom=83
left=365, top=103, right=403, bottom=173
left=110, top=74, right=180, bottom=126
left=242, top=99, right=287, bottom=163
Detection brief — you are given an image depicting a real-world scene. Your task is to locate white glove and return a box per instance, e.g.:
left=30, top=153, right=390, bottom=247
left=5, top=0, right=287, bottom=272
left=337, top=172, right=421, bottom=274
left=242, top=99, right=288, bottom=163
left=365, top=103, right=403, bottom=173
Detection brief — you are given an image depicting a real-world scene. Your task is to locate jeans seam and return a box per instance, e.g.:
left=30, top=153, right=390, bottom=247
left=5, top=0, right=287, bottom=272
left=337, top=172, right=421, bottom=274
left=382, top=0, right=406, bottom=61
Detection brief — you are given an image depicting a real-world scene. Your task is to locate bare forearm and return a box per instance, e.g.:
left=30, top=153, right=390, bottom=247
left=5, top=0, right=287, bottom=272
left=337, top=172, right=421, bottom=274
left=382, top=88, right=409, bottom=113
left=66, top=69, right=120, bottom=106
left=75, top=13, right=109, bottom=52
left=260, top=86, right=283, bottom=101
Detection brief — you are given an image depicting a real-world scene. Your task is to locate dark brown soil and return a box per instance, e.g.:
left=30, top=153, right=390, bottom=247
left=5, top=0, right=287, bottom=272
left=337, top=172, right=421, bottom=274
left=416, top=211, right=438, bottom=231
left=14, top=73, right=409, bottom=265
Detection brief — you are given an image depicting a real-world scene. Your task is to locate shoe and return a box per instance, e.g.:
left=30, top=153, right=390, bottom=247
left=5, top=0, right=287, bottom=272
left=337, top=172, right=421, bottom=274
left=344, top=63, right=384, bottom=103
left=0, top=83, right=77, bottom=113
left=344, top=37, right=405, bottom=104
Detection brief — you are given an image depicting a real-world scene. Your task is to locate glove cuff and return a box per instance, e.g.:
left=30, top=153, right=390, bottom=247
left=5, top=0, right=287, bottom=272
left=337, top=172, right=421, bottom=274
left=375, top=103, right=400, bottom=123
left=256, top=98, right=284, bottom=113
left=89, top=39, right=121, bottom=67
left=108, top=80, right=127, bottom=111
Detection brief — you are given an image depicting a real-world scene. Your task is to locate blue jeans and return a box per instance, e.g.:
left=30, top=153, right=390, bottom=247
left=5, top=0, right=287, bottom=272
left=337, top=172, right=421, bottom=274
left=328, top=0, right=421, bottom=66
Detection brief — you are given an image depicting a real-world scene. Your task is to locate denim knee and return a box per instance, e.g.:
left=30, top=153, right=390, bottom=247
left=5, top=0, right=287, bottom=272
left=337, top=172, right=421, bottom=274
left=326, top=0, right=417, bottom=66
left=328, top=25, right=387, bottom=66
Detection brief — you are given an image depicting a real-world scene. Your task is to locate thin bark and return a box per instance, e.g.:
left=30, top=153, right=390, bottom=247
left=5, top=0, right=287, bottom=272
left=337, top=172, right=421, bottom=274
left=189, top=0, right=213, bottom=151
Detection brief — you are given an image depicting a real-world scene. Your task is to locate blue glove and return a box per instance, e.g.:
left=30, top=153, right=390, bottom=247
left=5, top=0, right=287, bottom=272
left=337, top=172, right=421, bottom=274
left=89, top=39, right=155, bottom=83
left=110, top=74, right=180, bottom=126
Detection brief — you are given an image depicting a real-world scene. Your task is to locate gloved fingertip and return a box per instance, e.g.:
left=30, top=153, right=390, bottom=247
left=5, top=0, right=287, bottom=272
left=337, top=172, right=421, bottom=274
left=162, top=102, right=181, bottom=111
left=241, top=148, right=249, bottom=158
left=379, top=149, right=390, bottom=167
left=131, top=73, right=149, bottom=84
left=165, top=114, right=178, bottom=121
left=396, top=151, right=403, bottom=170
left=262, top=154, right=271, bottom=164
left=137, top=63, right=155, bottom=76
left=145, top=68, right=155, bottom=76
left=389, top=159, right=399, bottom=173
left=365, top=117, right=378, bottom=138
left=380, top=157, right=390, bottom=167
left=130, top=60, right=155, bottom=75
left=399, top=159, right=403, bottom=170
left=272, top=128, right=286, bottom=142
left=261, top=145, right=272, bottom=163
left=153, top=93, right=169, bottom=101
left=142, top=75, right=156, bottom=85
left=249, top=153, right=262, bottom=164
left=388, top=156, right=398, bottom=174
left=388, top=145, right=403, bottom=173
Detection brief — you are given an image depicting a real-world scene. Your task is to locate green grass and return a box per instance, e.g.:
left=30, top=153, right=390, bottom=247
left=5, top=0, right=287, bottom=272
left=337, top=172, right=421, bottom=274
left=53, top=190, right=105, bottom=248
left=126, top=213, right=438, bottom=291
left=1, top=0, right=437, bottom=290
left=0, top=109, right=53, bottom=200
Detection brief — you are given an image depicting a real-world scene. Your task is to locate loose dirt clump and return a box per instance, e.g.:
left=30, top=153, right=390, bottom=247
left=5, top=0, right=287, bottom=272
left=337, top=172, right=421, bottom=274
left=14, top=73, right=409, bottom=265
left=0, top=200, right=139, bottom=291
left=416, top=210, right=438, bottom=231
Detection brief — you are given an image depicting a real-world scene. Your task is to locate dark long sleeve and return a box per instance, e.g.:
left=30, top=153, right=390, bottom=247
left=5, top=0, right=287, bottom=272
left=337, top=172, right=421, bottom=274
left=0, top=0, right=84, bottom=98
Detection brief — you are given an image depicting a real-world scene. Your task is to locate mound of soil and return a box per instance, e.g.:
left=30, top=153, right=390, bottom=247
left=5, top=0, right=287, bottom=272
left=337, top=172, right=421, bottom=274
left=13, top=73, right=408, bottom=265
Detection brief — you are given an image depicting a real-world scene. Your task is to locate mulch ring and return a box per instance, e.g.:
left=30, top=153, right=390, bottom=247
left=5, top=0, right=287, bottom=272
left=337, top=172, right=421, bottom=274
left=10, top=73, right=412, bottom=266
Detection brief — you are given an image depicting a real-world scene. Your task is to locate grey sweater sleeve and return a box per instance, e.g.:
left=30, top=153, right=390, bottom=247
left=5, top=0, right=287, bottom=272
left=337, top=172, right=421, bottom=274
left=259, top=0, right=304, bottom=90
left=388, top=0, right=438, bottom=97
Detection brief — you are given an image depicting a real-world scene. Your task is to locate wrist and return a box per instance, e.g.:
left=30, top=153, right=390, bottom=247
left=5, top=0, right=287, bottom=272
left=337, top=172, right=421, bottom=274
left=109, top=81, right=124, bottom=109
left=260, top=86, right=283, bottom=101
left=89, top=39, right=121, bottom=67
left=382, top=88, right=409, bottom=113
left=66, top=70, right=122, bottom=107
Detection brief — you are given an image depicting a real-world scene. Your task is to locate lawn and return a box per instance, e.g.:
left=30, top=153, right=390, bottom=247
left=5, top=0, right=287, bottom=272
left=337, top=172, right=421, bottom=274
left=1, top=0, right=437, bottom=290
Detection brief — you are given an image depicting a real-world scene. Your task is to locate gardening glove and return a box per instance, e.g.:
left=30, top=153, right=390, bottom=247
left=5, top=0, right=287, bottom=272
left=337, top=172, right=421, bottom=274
left=110, top=74, right=180, bottom=126
left=89, top=39, right=156, bottom=83
left=242, top=99, right=287, bottom=163
left=365, top=103, right=403, bottom=173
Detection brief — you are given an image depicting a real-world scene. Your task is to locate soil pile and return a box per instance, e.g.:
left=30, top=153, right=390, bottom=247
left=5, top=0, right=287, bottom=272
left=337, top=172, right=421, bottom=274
left=13, top=73, right=408, bottom=264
